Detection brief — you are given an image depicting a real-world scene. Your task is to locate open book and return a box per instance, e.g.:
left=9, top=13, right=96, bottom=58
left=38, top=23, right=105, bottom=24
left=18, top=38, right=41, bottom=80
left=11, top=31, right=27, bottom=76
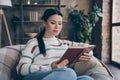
left=58, top=45, right=96, bottom=65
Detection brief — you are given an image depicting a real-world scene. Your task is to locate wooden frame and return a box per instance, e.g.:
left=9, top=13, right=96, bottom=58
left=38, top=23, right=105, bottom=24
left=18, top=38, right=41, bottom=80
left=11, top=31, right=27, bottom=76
left=0, top=9, right=12, bottom=46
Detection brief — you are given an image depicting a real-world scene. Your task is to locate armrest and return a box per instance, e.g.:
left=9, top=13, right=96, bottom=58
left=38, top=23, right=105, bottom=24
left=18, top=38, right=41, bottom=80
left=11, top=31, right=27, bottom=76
left=0, top=45, right=25, bottom=80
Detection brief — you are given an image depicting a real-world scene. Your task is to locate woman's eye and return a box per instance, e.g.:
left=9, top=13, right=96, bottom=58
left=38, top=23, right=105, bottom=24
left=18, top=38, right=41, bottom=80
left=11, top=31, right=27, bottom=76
left=51, top=22, right=55, bottom=24
left=59, top=23, right=62, bottom=25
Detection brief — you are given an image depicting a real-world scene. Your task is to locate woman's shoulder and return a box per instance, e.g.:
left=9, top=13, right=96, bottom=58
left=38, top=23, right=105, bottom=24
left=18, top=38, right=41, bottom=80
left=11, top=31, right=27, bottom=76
left=21, top=38, right=39, bottom=54
left=26, top=38, right=38, bottom=46
left=57, top=38, right=72, bottom=44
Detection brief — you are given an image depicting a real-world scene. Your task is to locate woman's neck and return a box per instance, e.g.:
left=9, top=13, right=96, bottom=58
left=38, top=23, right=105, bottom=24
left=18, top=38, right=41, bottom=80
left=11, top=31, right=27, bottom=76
left=43, top=32, right=55, bottom=38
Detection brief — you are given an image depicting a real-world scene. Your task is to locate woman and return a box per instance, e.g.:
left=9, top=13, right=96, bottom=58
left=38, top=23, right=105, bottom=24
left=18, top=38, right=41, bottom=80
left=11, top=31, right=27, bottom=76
left=16, top=8, right=94, bottom=80
left=16, top=8, right=111, bottom=80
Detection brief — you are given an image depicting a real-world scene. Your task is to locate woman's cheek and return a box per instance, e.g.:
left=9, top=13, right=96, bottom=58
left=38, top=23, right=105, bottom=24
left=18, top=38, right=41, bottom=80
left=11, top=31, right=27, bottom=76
left=59, top=25, right=62, bottom=30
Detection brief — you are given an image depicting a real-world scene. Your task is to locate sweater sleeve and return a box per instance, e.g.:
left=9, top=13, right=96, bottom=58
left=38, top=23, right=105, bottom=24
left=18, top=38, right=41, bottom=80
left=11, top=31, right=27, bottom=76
left=59, top=39, right=93, bottom=55
left=16, top=39, right=40, bottom=76
left=58, top=39, right=87, bottom=46
left=16, top=38, right=52, bottom=76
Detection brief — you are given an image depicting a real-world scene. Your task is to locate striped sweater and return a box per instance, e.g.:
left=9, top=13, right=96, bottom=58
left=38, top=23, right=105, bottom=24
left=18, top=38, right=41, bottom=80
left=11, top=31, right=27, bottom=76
left=16, top=37, right=93, bottom=76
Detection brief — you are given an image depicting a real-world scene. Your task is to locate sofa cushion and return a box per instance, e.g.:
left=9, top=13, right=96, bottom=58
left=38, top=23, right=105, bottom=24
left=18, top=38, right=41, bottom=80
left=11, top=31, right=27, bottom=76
left=0, top=45, right=25, bottom=80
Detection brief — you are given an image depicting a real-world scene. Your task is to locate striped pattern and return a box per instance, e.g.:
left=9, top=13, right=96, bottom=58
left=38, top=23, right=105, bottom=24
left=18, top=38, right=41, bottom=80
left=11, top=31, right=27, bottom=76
left=21, top=55, right=33, bottom=60
left=16, top=38, right=87, bottom=76
left=46, top=47, right=67, bottom=51
left=31, top=45, right=38, bottom=54
left=18, top=63, right=27, bottom=75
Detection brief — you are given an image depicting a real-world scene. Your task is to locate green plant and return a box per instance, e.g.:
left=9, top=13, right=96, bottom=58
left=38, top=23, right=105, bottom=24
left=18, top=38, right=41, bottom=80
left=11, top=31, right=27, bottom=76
left=69, top=4, right=102, bottom=43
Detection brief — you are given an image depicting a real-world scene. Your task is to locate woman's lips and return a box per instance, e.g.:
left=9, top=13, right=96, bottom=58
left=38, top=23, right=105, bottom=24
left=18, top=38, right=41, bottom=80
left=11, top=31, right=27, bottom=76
left=53, top=30, right=59, bottom=33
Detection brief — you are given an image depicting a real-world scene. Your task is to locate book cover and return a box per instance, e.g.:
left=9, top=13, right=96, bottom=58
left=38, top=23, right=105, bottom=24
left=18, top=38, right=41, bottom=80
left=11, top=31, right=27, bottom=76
left=58, top=45, right=96, bottom=65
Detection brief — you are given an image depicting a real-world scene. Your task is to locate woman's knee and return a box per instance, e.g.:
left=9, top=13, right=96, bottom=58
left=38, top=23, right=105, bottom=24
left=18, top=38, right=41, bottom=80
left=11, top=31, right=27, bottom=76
left=56, top=68, right=77, bottom=78
left=60, top=68, right=76, bottom=75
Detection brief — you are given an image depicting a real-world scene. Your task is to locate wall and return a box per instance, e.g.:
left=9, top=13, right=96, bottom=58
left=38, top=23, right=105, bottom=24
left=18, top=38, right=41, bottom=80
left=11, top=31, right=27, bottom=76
left=92, top=0, right=111, bottom=63
left=102, top=0, right=111, bottom=63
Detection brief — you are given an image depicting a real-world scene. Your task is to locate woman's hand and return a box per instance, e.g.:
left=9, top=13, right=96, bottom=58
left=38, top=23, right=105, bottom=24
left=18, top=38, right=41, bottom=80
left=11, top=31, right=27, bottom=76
left=51, top=59, right=69, bottom=69
left=79, top=52, right=92, bottom=61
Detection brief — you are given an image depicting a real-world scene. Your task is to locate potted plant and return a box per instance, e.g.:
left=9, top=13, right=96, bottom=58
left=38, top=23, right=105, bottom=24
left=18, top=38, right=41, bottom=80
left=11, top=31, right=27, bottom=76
left=69, top=4, right=102, bottom=43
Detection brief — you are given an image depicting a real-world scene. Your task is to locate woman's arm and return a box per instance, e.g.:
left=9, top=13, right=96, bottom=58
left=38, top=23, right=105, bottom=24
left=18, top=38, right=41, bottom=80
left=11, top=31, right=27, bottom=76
left=58, top=39, right=87, bottom=46
left=16, top=39, right=40, bottom=76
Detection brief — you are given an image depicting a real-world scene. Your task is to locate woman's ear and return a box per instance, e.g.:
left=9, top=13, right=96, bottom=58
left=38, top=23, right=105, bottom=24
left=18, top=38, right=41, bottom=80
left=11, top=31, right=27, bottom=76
left=43, top=21, right=47, bottom=27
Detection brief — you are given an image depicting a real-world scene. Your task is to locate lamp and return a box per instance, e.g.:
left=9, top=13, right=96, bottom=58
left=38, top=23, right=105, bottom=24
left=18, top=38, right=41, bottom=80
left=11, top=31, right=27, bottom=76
left=0, top=0, right=12, bottom=46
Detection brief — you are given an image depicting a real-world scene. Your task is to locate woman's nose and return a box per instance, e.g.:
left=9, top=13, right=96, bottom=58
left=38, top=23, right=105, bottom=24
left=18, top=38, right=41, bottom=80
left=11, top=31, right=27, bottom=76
left=55, top=24, right=59, bottom=29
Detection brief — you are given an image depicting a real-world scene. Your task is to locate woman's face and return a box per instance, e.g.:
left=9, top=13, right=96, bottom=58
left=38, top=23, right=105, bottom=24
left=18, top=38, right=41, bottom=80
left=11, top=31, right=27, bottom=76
left=44, top=14, right=63, bottom=38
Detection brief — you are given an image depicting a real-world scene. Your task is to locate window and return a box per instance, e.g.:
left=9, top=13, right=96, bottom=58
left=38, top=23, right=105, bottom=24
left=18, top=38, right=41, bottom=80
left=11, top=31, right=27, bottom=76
left=110, top=0, right=120, bottom=67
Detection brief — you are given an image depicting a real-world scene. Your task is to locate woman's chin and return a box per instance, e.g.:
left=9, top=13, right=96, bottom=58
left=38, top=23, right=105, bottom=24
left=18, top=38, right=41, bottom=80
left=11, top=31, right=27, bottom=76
left=54, top=33, right=59, bottom=36
left=54, top=33, right=60, bottom=36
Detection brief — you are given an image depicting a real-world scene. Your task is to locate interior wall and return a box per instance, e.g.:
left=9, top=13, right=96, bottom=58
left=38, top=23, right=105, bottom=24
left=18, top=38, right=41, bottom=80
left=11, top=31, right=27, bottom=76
left=102, top=0, right=111, bottom=63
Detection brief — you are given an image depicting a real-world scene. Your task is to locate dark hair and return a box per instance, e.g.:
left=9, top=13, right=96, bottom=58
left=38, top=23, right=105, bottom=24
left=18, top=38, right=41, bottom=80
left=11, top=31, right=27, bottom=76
left=41, top=8, right=63, bottom=21
left=36, top=8, right=63, bottom=55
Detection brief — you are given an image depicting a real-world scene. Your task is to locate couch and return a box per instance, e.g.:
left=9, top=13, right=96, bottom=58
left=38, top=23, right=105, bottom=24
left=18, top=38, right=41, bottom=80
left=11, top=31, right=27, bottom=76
left=0, top=45, right=25, bottom=80
left=0, top=45, right=114, bottom=80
